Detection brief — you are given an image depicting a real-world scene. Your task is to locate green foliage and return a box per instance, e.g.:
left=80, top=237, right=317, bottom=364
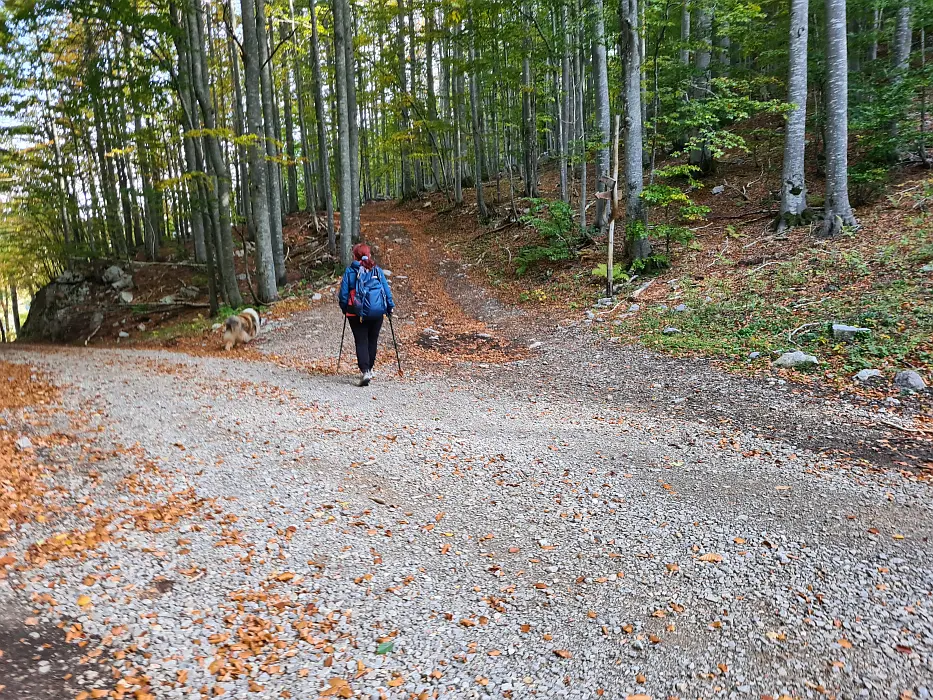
left=591, top=262, right=629, bottom=283
left=515, top=199, right=579, bottom=276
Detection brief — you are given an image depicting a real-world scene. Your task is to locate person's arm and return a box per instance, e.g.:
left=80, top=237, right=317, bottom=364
left=381, top=270, right=395, bottom=313
left=338, top=269, right=351, bottom=312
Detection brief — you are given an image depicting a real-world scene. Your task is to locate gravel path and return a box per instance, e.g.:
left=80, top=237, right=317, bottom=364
left=2, top=213, right=933, bottom=699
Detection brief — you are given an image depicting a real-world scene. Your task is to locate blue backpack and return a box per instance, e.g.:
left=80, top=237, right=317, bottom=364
left=354, top=267, right=388, bottom=319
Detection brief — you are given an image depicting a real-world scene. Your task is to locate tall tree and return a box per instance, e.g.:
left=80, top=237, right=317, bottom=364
left=621, top=0, right=650, bottom=260
left=822, top=0, right=858, bottom=237
left=334, top=0, right=353, bottom=264
left=593, top=0, right=611, bottom=230
left=778, top=0, right=809, bottom=232
left=239, top=0, right=278, bottom=301
left=308, top=0, right=336, bottom=252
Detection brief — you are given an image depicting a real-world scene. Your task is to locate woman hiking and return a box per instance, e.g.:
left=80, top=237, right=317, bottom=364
left=338, top=243, right=395, bottom=387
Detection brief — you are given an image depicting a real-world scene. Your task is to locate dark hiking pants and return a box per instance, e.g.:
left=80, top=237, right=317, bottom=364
left=349, top=316, right=383, bottom=372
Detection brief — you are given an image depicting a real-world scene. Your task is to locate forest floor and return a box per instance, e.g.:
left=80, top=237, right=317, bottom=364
left=3, top=200, right=933, bottom=699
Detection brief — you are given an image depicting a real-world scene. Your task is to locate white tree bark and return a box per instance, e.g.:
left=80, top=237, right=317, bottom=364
left=621, top=0, right=650, bottom=260
left=239, top=0, right=277, bottom=301
left=822, top=0, right=858, bottom=237
left=594, top=0, right=611, bottom=229
left=679, top=0, right=690, bottom=66
left=689, top=4, right=712, bottom=171
left=778, top=0, right=809, bottom=232
left=308, top=0, right=335, bottom=252
left=333, top=0, right=353, bottom=265
left=559, top=4, right=571, bottom=203
left=893, top=0, right=912, bottom=78
left=468, top=7, right=488, bottom=220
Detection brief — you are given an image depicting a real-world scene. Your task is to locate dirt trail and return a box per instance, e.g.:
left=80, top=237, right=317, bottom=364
left=1, top=202, right=932, bottom=699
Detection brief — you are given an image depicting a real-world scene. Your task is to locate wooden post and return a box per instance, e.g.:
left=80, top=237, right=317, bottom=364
left=606, top=114, right=621, bottom=298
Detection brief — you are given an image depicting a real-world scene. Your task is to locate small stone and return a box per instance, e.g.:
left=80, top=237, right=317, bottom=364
left=596, top=297, right=613, bottom=307
left=885, top=397, right=901, bottom=406
left=118, top=331, right=130, bottom=339
left=674, top=303, right=688, bottom=312
left=312, top=293, right=322, bottom=302
left=711, top=185, right=725, bottom=195
left=585, top=310, right=596, bottom=320
left=832, top=323, right=871, bottom=342
left=119, top=291, right=134, bottom=304
left=159, top=295, right=176, bottom=305
left=773, top=350, right=819, bottom=370
left=628, top=304, right=640, bottom=312
left=748, top=352, right=761, bottom=360
left=662, top=327, right=681, bottom=335
left=14, top=436, right=32, bottom=451
left=920, top=263, right=933, bottom=273
left=237, top=273, right=247, bottom=281
left=853, top=369, right=883, bottom=383
left=528, top=341, right=543, bottom=350
left=211, top=323, right=223, bottom=331
left=137, top=324, right=146, bottom=332
left=894, top=370, right=927, bottom=391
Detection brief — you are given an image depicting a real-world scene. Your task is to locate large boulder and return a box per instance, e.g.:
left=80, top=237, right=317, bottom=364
left=18, top=278, right=103, bottom=343
left=773, top=350, right=820, bottom=370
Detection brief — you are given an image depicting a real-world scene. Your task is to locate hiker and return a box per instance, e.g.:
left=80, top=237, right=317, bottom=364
left=338, top=243, right=395, bottom=387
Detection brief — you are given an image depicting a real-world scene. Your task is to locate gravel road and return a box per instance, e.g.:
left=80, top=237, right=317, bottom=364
left=2, top=210, right=932, bottom=699
left=2, top=332, right=932, bottom=700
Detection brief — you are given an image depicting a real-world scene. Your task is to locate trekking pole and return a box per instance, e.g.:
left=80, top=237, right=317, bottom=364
left=387, top=314, right=403, bottom=376
left=336, top=316, right=347, bottom=373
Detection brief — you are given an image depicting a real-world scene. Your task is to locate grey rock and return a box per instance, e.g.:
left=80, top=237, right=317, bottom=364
left=102, top=265, right=125, bottom=284
left=14, top=436, right=32, bottom=451
left=119, top=291, right=134, bottom=304
left=662, top=327, right=681, bottom=335
left=711, top=185, right=725, bottom=195
left=118, top=331, right=130, bottom=339
left=674, top=303, right=688, bottom=313
left=311, top=293, right=323, bottom=302
left=748, top=352, right=761, bottom=360
left=528, top=341, right=543, bottom=350
left=628, top=304, right=640, bottom=312
left=885, top=397, right=902, bottom=406
left=596, top=297, right=613, bottom=307
left=894, top=370, right=927, bottom=391
left=832, top=323, right=871, bottom=342
left=853, top=369, right=883, bottom=383
left=773, top=350, right=819, bottom=370
left=159, top=295, right=176, bottom=305
left=585, top=310, right=596, bottom=320
left=920, top=263, right=933, bottom=273
left=177, top=285, right=199, bottom=301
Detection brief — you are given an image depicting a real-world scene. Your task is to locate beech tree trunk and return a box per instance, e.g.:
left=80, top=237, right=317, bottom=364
left=239, top=0, right=278, bottom=301
left=621, top=0, right=651, bottom=260
left=255, top=0, right=286, bottom=286
left=334, top=0, right=353, bottom=265
left=309, top=0, right=336, bottom=252
left=778, top=0, right=809, bottom=232
left=469, top=8, right=488, bottom=221
left=594, top=0, right=611, bottom=229
left=821, top=0, right=858, bottom=237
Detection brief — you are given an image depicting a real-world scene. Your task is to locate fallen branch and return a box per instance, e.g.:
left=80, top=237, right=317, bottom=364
left=709, top=209, right=778, bottom=220
left=877, top=419, right=933, bottom=436
left=629, top=279, right=654, bottom=300
left=787, top=321, right=824, bottom=344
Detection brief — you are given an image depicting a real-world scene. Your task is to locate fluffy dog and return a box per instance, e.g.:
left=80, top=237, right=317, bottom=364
left=223, top=308, right=261, bottom=351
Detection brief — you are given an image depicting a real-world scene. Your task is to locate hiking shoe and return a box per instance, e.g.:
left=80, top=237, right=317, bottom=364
left=359, top=371, right=372, bottom=387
